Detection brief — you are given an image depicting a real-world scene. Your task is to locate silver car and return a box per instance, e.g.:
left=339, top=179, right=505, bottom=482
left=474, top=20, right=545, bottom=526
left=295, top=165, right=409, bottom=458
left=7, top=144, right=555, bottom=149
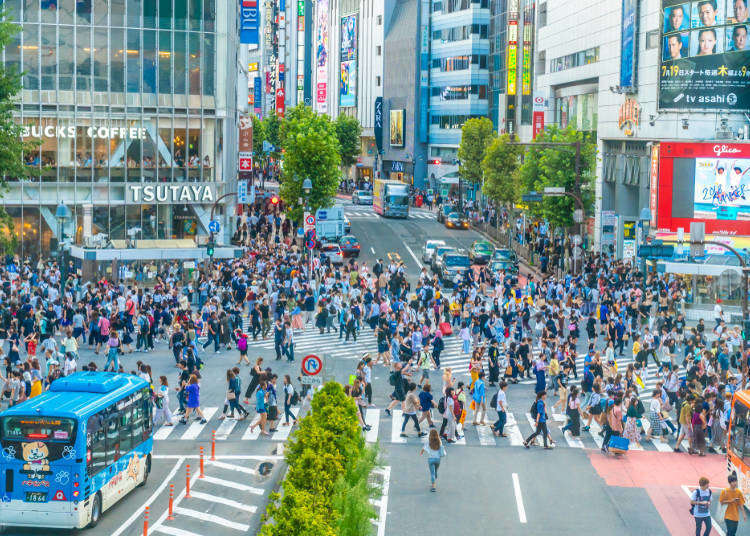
left=352, top=189, right=373, bottom=205
left=422, top=239, right=446, bottom=264
left=320, top=243, right=344, bottom=265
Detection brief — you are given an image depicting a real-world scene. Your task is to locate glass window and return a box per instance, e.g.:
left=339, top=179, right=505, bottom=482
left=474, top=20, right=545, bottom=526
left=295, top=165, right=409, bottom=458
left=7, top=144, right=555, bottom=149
left=188, top=32, right=200, bottom=95
left=93, top=28, right=108, bottom=92
left=143, top=30, right=156, bottom=93
left=75, top=24, right=90, bottom=91
left=93, top=206, right=108, bottom=234
left=6, top=0, right=22, bottom=21
left=158, top=30, right=171, bottom=94
left=158, top=117, right=173, bottom=180
left=110, top=28, right=124, bottom=93
left=144, top=0, right=156, bottom=28
left=41, top=0, right=56, bottom=23
left=127, top=29, right=141, bottom=93
left=22, top=23, right=39, bottom=90
left=202, top=33, right=214, bottom=96
left=132, top=399, right=146, bottom=442
left=127, top=0, right=141, bottom=27
left=5, top=29, right=21, bottom=75
left=159, top=0, right=172, bottom=29
left=93, top=0, right=107, bottom=25
left=189, top=0, right=201, bottom=30
left=174, top=31, right=186, bottom=94
left=111, top=0, right=125, bottom=26
left=188, top=122, right=200, bottom=177
left=75, top=122, right=93, bottom=181
left=119, top=407, right=133, bottom=454
left=204, top=0, right=214, bottom=31
left=76, top=0, right=91, bottom=24
left=174, top=0, right=187, bottom=29
left=105, top=415, right=120, bottom=464
left=58, top=0, right=73, bottom=23
left=40, top=25, right=56, bottom=90
left=86, top=414, right=106, bottom=476
left=23, top=0, right=39, bottom=22
left=110, top=205, right=125, bottom=238
left=732, top=402, right=748, bottom=458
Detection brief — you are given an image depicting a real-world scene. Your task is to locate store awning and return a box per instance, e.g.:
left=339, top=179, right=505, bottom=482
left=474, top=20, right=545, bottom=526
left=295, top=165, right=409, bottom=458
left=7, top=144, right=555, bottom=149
left=110, top=239, right=197, bottom=249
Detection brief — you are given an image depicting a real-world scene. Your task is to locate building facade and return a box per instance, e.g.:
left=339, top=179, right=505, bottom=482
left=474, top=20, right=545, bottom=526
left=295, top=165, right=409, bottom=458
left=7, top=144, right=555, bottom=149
left=5, top=0, right=239, bottom=261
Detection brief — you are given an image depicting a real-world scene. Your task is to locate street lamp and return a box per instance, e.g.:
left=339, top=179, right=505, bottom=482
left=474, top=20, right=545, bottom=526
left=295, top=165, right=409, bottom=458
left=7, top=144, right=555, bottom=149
left=302, top=178, right=312, bottom=195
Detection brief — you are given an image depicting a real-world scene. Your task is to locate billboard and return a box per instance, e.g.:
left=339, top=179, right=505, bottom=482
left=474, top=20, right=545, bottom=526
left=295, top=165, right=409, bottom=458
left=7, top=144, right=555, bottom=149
left=374, top=96, right=383, bottom=152
left=315, top=0, right=329, bottom=113
left=620, top=0, right=639, bottom=89
left=390, top=109, right=405, bottom=148
left=239, top=0, right=260, bottom=45
left=656, top=142, right=750, bottom=235
left=238, top=115, right=253, bottom=172
left=659, top=0, right=750, bottom=111
left=506, top=20, right=518, bottom=95
left=340, top=14, right=358, bottom=107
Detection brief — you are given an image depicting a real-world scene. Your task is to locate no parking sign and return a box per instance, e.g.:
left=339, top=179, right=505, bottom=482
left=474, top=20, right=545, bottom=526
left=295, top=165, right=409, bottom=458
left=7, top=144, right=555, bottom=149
left=301, top=354, right=323, bottom=385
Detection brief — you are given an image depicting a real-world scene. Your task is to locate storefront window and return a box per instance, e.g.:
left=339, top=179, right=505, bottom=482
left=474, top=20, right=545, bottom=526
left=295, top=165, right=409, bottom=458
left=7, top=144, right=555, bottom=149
left=127, top=29, right=141, bottom=93
left=143, top=29, right=157, bottom=95
left=110, top=205, right=125, bottom=239
left=93, top=28, right=108, bottom=92
left=41, top=25, right=56, bottom=90
left=158, top=30, right=172, bottom=95
left=174, top=31, right=187, bottom=95
left=110, top=28, right=125, bottom=93
left=188, top=32, right=201, bottom=96
left=203, top=33, right=214, bottom=97
left=22, top=23, right=39, bottom=91
left=76, top=25, right=91, bottom=92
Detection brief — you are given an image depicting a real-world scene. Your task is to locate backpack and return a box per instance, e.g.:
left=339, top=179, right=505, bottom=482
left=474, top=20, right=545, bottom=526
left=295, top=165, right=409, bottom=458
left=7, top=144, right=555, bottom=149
left=290, top=390, right=300, bottom=406
left=389, top=372, right=397, bottom=386
left=490, top=391, right=498, bottom=409
left=530, top=399, right=539, bottom=419
left=237, top=337, right=248, bottom=352
left=453, top=395, right=462, bottom=419
left=438, top=396, right=445, bottom=414
left=689, top=489, right=711, bottom=516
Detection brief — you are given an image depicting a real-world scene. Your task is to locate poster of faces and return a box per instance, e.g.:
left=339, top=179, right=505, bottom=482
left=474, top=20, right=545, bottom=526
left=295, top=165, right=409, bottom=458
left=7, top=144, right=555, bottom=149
left=694, top=157, right=750, bottom=220
left=659, top=0, right=750, bottom=110
left=339, top=14, right=358, bottom=107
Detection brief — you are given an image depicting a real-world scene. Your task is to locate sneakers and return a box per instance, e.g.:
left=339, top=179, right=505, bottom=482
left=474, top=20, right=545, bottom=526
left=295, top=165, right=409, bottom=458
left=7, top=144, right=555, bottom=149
left=200, top=419, right=207, bottom=424
left=400, top=433, right=407, bottom=438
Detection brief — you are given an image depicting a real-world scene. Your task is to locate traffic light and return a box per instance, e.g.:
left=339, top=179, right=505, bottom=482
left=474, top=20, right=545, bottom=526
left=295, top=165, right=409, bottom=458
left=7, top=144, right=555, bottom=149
left=206, top=241, right=215, bottom=257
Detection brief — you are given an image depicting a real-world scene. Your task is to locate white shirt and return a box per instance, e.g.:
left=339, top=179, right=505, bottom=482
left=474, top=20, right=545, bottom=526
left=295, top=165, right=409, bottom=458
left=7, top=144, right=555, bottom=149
left=496, top=389, right=507, bottom=412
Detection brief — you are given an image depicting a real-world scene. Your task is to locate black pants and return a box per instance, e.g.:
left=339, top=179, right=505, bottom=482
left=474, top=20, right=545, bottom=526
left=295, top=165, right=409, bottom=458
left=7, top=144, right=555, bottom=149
left=725, top=519, right=738, bottom=536
left=524, top=421, right=549, bottom=447
left=432, top=350, right=441, bottom=369
left=274, top=341, right=283, bottom=360
left=251, top=323, right=261, bottom=340
left=365, top=383, right=372, bottom=404
left=602, top=426, right=621, bottom=451
left=695, top=517, right=711, bottom=536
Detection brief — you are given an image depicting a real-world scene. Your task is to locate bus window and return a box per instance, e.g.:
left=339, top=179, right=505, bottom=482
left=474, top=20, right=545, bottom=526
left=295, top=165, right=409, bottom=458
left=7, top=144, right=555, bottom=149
left=86, top=414, right=106, bottom=477
left=731, top=402, right=748, bottom=458
left=1, top=416, right=76, bottom=444
left=119, top=408, right=133, bottom=454
left=132, top=404, right=145, bottom=444
left=105, top=416, right=120, bottom=464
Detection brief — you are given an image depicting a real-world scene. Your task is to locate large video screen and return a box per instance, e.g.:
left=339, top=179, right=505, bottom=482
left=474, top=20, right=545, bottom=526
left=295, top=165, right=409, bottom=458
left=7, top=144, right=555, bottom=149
left=694, top=157, right=750, bottom=220
left=659, top=0, right=750, bottom=111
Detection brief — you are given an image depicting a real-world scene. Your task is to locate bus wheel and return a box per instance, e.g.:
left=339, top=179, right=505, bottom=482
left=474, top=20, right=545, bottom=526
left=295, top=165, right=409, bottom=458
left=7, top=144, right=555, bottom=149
left=88, top=493, right=102, bottom=528
left=139, top=454, right=152, bottom=487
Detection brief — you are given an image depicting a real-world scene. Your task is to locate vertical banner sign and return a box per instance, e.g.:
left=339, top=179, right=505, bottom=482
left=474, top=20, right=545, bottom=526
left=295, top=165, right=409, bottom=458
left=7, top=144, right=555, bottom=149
left=506, top=20, right=518, bottom=95
left=254, top=76, right=262, bottom=116
left=239, top=0, right=260, bottom=45
left=315, top=0, right=329, bottom=113
left=619, top=0, right=638, bottom=90
left=238, top=115, right=253, bottom=172
left=649, top=144, right=660, bottom=227
left=532, top=95, right=546, bottom=139
left=522, top=20, right=532, bottom=95
left=374, top=96, right=383, bottom=153
left=297, top=0, right=305, bottom=102
left=340, top=14, right=358, bottom=107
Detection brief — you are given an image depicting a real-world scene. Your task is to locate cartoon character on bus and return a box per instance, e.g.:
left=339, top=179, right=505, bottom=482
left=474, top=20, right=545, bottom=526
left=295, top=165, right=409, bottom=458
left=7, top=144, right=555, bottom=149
left=20, top=441, right=52, bottom=480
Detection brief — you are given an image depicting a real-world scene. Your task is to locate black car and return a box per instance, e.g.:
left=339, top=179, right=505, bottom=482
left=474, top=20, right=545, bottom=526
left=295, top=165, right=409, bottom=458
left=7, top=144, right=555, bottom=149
left=445, top=212, right=470, bottom=230
left=339, top=235, right=361, bottom=257
left=439, top=253, right=472, bottom=283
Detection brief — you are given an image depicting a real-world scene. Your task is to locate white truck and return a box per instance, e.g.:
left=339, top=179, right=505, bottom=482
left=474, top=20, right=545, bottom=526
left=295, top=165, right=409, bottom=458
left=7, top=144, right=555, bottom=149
left=315, top=206, right=345, bottom=243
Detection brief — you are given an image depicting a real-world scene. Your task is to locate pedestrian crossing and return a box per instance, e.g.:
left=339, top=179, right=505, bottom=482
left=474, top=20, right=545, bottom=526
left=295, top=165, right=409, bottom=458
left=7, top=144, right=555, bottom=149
left=153, top=407, right=301, bottom=442
left=344, top=210, right=437, bottom=220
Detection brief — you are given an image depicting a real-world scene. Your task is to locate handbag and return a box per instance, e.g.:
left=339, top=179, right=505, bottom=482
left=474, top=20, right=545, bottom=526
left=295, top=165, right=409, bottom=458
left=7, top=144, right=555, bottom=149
left=227, top=390, right=236, bottom=400
left=505, top=366, right=513, bottom=376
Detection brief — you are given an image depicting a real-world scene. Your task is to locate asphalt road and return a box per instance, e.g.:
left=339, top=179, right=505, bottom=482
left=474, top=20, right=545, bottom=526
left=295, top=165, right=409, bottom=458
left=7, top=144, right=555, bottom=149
left=1, top=200, right=742, bottom=536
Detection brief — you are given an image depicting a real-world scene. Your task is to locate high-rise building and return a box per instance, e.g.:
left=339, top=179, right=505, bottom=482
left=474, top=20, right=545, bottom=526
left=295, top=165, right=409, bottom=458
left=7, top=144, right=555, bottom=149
left=4, top=0, right=240, bottom=264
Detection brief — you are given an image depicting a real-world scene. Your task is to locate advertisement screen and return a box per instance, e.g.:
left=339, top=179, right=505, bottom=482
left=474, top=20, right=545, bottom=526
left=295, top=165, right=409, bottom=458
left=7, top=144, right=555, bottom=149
left=390, top=109, right=404, bottom=148
left=315, top=0, right=329, bottom=113
left=621, top=0, right=639, bottom=89
left=659, top=0, right=750, bottom=110
left=340, top=14, right=358, bottom=107
left=694, top=157, right=750, bottom=219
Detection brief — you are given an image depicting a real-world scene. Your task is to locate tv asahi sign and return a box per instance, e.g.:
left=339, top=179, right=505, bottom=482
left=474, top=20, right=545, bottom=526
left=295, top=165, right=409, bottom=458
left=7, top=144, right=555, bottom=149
left=127, top=183, right=218, bottom=204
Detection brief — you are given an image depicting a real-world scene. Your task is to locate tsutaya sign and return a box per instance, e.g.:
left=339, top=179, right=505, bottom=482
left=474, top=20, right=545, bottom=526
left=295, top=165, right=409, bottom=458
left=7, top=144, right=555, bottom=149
left=22, top=125, right=147, bottom=140
left=127, top=183, right=218, bottom=204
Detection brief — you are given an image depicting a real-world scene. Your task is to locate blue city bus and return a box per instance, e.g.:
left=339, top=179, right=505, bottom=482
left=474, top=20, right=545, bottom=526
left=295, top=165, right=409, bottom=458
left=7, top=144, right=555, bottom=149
left=0, top=372, right=153, bottom=529
left=373, top=179, right=409, bottom=218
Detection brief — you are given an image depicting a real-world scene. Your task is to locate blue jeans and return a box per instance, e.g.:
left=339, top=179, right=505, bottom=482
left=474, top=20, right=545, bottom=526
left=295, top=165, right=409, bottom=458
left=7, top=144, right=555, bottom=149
left=493, top=410, right=506, bottom=435
left=105, top=348, right=119, bottom=371
left=427, top=459, right=440, bottom=484
left=203, top=333, right=220, bottom=352
left=284, top=402, right=296, bottom=423
left=284, top=343, right=294, bottom=361
left=462, top=339, right=470, bottom=353
left=695, top=516, right=711, bottom=536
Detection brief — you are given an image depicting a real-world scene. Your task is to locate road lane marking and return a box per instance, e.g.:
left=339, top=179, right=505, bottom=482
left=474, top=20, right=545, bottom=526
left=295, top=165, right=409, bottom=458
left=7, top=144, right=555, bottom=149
left=476, top=424, right=496, bottom=446
left=200, top=474, right=265, bottom=494
left=504, top=413, right=525, bottom=446
left=552, top=413, right=584, bottom=448
left=172, top=506, right=250, bottom=531
left=179, top=407, right=218, bottom=440
left=214, top=416, right=238, bottom=440
left=154, top=422, right=177, bottom=440
left=206, top=459, right=257, bottom=475
left=153, top=526, right=202, bottom=536
left=365, top=408, right=380, bottom=443
left=150, top=466, right=201, bottom=535
left=403, top=243, right=423, bottom=270
left=371, top=247, right=376, bottom=254
left=188, top=490, right=258, bottom=513
left=375, top=467, right=391, bottom=536
left=512, top=473, right=527, bottom=523
left=242, top=414, right=262, bottom=440
left=154, top=455, right=283, bottom=460
left=271, top=408, right=299, bottom=441
left=111, top=458, right=184, bottom=536
left=391, top=410, right=405, bottom=443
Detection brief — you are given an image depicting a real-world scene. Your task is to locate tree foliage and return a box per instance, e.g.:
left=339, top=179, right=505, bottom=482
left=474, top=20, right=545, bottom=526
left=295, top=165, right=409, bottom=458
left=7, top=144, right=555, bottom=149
left=0, top=16, right=34, bottom=254
left=517, top=125, right=596, bottom=229
left=260, top=382, right=380, bottom=536
left=279, top=105, right=342, bottom=221
left=335, top=115, right=362, bottom=169
left=481, top=134, right=523, bottom=208
left=457, top=117, right=495, bottom=184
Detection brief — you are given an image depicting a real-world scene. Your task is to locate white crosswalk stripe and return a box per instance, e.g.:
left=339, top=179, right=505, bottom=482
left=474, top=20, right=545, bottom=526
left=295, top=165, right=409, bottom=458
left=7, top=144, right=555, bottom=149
left=179, top=407, right=218, bottom=440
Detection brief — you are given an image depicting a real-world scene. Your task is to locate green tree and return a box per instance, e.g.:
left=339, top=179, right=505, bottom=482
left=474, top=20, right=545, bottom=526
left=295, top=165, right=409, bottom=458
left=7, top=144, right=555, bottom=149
left=481, top=134, right=523, bottom=209
left=279, top=105, right=341, bottom=221
left=262, top=113, right=282, bottom=161
left=457, top=117, right=495, bottom=185
left=0, top=16, right=35, bottom=254
left=334, top=115, right=362, bottom=169
left=517, top=125, right=596, bottom=229
left=252, top=116, right=265, bottom=158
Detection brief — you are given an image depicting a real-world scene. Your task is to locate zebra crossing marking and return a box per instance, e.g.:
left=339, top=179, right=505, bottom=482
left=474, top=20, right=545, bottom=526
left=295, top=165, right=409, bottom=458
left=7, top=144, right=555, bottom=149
left=180, top=407, right=218, bottom=440
left=214, top=416, right=239, bottom=441
left=271, top=408, right=299, bottom=441
left=241, top=414, right=262, bottom=441
left=391, top=410, right=405, bottom=443
left=365, top=408, right=380, bottom=443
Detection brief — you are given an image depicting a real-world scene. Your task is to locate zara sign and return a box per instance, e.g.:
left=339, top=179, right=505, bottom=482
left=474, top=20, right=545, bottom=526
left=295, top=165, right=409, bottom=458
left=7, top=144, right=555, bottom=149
left=126, top=183, right=218, bottom=204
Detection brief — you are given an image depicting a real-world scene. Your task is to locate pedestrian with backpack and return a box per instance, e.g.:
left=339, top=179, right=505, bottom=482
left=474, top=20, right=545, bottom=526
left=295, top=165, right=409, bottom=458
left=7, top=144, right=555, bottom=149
left=236, top=330, right=250, bottom=365
left=690, top=476, right=713, bottom=536
left=524, top=390, right=552, bottom=449
left=282, top=375, right=298, bottom=426
left=439, top=386, right=457, bottom=443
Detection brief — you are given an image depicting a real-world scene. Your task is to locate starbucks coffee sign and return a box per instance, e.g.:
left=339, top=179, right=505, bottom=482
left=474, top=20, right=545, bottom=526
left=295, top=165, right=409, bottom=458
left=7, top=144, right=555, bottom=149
left=21, top=125, right=148, bottom=140
left=127, top=183, right=218, bottom=204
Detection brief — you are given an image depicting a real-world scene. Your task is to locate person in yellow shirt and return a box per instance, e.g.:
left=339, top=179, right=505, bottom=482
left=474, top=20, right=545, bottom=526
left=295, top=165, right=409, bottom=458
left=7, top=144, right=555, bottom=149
left=632, top=337, right=641, bottom=360
left=720, top=474, right=747, bottom=536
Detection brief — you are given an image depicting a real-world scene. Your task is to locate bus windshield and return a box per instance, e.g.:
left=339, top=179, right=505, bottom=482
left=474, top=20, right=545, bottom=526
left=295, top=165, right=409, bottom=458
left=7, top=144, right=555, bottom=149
left=1, top=416, right=77, bottom=444
left=387, top=195, right=408, bottom=206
